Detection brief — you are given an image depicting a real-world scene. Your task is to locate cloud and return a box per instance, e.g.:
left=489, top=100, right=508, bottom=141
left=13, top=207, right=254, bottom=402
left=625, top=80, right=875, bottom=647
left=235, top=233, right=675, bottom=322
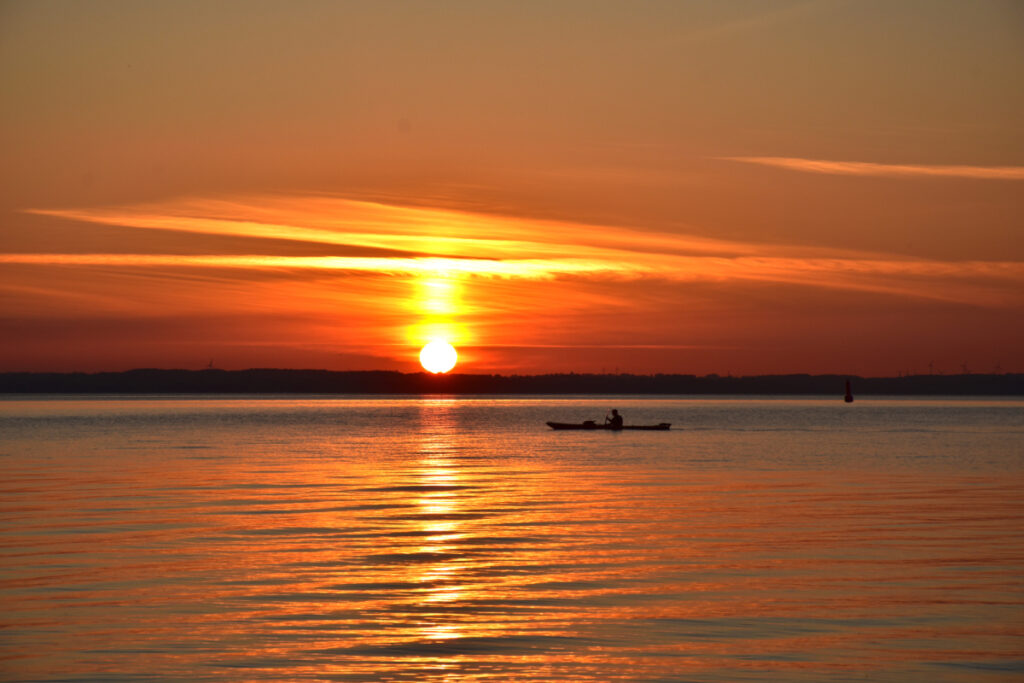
left=27, top=196, right=763, bottom=262
left=13, top=194, right=1024, bottom=309
left=5, top=251, right=1022, bottom=309
left=0, top=253, right=642, bottom=279
left=722, top=157, right=1024, bottom=180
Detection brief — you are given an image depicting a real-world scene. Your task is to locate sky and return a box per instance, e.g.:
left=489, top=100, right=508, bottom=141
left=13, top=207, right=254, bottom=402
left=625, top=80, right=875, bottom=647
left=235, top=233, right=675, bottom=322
left=1, top=0, right=1022, bottom=376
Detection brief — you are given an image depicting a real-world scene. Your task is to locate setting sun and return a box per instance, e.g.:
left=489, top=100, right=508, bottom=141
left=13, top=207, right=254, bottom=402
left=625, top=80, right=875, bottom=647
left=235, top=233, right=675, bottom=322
left=419, top=340, right=458, bottom=374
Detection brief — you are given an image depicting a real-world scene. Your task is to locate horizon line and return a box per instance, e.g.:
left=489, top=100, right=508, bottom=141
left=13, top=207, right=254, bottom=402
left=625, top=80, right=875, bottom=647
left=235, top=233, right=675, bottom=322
left=2, top=368, right=1020, bottom=380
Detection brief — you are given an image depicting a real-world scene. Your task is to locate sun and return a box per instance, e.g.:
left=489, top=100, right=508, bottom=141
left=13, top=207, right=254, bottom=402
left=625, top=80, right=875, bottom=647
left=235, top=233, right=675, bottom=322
left=419, top=340, right=458, bottom=373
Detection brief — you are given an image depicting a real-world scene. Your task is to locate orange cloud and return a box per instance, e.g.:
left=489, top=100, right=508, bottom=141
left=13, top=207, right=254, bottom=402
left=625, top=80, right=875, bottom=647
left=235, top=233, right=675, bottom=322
left=28, top=196, right=762, bottom=261
left=0, top=253, right=641, bottom=279
left=15, top=194, right=1024, bottom=309
left=722, top=157, right=1024, bottom=180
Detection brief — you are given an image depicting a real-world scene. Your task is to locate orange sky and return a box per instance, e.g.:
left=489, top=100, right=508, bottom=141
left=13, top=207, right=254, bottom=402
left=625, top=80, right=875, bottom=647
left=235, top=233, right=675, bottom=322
left=1, top=1, right=1022, bottom=375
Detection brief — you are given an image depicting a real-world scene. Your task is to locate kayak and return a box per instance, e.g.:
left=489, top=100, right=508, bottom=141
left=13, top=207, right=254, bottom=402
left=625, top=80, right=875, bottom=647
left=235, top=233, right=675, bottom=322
left=546, top=421, right=671, bottom=431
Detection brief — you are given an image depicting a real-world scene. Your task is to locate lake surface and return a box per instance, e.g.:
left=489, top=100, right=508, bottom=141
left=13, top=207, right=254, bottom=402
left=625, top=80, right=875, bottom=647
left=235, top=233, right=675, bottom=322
left=1, top=395, right=1022, bottom=681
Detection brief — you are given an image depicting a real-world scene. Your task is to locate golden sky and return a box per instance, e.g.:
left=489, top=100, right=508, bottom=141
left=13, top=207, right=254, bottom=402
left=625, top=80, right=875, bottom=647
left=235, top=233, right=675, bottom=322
left=1, top=0, right=1022, bottom=375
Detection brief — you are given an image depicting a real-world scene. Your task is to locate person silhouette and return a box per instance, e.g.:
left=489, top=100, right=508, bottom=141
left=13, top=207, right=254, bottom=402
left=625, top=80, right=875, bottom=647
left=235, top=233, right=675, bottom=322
left=606, top=409, right=623, bottom=430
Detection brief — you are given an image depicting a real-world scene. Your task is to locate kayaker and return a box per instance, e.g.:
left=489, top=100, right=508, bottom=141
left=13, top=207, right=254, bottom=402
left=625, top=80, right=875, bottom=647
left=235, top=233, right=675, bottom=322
left=606, top=409, right=623, bottom=430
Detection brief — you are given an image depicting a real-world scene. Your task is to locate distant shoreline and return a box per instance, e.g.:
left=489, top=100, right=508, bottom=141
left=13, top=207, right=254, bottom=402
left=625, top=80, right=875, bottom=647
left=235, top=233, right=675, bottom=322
left=1, top=369, right=1021, bottom=396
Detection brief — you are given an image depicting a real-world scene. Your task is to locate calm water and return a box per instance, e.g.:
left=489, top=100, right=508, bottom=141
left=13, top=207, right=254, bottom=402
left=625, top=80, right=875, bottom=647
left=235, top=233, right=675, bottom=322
left=1, top=395, right=1022, bottom=682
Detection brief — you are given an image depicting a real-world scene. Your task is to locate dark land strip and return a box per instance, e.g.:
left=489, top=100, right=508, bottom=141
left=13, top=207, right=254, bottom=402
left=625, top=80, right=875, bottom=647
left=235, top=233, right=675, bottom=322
left=2, top=369, right=1021, bottom=395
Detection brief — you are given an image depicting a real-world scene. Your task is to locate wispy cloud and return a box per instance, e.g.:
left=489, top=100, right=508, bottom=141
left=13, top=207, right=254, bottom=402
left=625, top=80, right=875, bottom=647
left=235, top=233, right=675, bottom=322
left=5, top=251, right=1023, bottom=308
left=723, top=156, right=1024, bottom=180
left=28, top=197, right=765, bottom=262
left=0, top=253, right=641, bottom=279
left=14, top=194, right=1024, bottom=309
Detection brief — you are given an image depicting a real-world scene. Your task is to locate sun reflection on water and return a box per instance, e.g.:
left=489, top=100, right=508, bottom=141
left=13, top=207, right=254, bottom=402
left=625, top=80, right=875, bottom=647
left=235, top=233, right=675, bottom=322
left=413, top=398, right=470, bottom=642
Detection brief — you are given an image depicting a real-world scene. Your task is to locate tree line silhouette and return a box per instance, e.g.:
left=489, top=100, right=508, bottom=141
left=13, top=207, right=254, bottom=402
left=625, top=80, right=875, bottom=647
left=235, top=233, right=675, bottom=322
left=2, top=369, right=1021, bottom=395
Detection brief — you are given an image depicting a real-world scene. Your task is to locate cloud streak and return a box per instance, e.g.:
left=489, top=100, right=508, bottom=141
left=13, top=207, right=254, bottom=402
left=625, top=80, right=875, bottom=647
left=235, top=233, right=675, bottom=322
left=28, top=197, right=769, bottom=262
left=0, top=253, right=642, bottom=279
left=5, top=251, right=1022, bottom=308
left=723, top=157, right=1024, bottom=180
left=10, top=194, right=1024, bottom=311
